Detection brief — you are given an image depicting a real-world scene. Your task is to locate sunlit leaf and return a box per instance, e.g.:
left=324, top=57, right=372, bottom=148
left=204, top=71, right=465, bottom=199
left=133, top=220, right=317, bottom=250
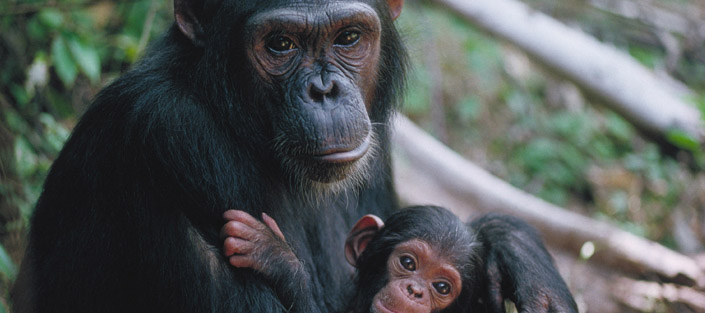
left=15, top=137, right=39, bottom=178
left=0, top=244, right=17, bottom=281
left=605, top=113, right=633, bottom=142
left=39, top=113, right=70, bottom=154
left=4, top=108, right=29, bottom=134
left=9, top=84, right=29, bottom=108
left=666, top=129, right=700, bottom=152
left=67, top=37, right=101, bottom=83
left=51, top=36, right=78, bottom=87
left=38, top=8, right=63, bottom=29
left=457, top=97, right=481, bottom=122
left=580, top=241, right=595, bottom=260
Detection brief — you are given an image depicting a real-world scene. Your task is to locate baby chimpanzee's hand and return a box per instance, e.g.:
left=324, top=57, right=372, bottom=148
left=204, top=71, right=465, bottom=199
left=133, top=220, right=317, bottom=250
left=220, top=210, right=301, bottom=280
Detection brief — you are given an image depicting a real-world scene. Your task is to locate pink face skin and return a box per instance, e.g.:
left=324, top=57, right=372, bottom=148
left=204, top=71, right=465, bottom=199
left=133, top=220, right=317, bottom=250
left=371, top=239, right=462, bottom=313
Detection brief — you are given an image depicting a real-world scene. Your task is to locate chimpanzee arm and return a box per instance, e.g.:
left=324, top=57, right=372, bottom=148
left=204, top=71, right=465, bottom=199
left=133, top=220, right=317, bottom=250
left=221, top=210, right=323, bottom=313
left=469, top=214, right=578, bottom=313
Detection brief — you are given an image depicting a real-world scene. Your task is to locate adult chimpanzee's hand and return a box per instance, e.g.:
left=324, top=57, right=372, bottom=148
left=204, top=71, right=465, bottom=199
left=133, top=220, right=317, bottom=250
left=220, top=210, right=303, bottom=282
left=469, top=214, right=578, bottom=313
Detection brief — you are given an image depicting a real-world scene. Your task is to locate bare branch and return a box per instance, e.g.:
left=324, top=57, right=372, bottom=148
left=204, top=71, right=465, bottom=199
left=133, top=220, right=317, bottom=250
left=431, top=0, right=705, bottom=145
left=392, top=116, right=705, bottom=287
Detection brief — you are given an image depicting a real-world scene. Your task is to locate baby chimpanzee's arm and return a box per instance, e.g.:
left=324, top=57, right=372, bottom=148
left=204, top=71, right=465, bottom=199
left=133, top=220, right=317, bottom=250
left=221, top=210, right=321, bottom=313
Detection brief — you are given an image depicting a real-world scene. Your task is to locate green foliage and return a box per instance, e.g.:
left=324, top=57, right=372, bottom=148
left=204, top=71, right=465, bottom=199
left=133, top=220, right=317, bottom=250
left=400, top=1, right=704, bottom=247
left=52, top=35, right=79, bottom=87
left=0, top=245, right=17, bottom=282
left=628, top=46, right=664, bottom=69
left=0, top=2, right=174, bottom=298
left=667, top=130, right=700, bottom=152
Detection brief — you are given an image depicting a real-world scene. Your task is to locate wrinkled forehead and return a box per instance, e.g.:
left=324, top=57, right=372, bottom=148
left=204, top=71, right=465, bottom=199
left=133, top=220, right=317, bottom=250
left=246, top=2, right=380, bottom=31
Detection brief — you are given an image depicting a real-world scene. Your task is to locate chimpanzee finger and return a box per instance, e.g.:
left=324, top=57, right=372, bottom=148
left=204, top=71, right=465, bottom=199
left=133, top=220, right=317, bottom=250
left=223, top=210, right=269, bottom=231
left=261, top=213, right=286, bottom=242
left=223, top=237, right=254, bottom=257
left=228, top=255, right=256, bottom=269
left=220, top=220, right=257, bottom=240
left=222, top=209, right=240, bottom=221
left=223, top=210, right=258, bottom=225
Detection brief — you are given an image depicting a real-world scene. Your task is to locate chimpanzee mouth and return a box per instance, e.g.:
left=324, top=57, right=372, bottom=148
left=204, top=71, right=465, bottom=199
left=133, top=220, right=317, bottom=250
left=312, top=136, right=371, bottom=164
left=372, top=300, right=399, bottom=313
left=277, top=133, right=376, bottom=186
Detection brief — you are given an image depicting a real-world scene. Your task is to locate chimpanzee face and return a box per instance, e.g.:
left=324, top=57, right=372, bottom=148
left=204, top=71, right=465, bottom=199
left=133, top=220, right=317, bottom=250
left=372, top=239, right=463, bottom=313
left=245, top=1, right=383, bottom=185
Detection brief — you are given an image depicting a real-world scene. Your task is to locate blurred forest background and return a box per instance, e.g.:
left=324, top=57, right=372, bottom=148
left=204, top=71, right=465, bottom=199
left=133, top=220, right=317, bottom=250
left=1, top=0, right=705, bottom=312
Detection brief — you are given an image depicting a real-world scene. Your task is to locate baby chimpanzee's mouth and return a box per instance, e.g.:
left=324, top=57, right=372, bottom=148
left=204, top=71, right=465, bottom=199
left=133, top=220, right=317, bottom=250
left=372, top=300, right=400, bottom=313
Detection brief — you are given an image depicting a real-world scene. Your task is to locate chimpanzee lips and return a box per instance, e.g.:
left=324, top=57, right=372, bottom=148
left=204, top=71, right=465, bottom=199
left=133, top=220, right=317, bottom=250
left=372, top=300, right=400, bottom=313
left=312, top=136, right=370, bottom=164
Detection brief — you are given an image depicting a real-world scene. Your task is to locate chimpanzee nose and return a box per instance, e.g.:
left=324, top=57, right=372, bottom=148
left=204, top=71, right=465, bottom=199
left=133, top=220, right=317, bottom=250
left=308, top=74, right=338, bottom=102
left=407, top=284, right=424, bottom=299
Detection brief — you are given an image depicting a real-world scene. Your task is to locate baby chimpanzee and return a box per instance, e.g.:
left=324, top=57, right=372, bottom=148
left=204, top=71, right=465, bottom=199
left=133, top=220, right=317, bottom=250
left=221, top=206, right=483, bottom=313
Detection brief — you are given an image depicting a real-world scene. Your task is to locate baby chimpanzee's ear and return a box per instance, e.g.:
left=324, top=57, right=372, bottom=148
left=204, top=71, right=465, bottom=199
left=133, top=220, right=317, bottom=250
left=345, top=215, right=384, bottom=267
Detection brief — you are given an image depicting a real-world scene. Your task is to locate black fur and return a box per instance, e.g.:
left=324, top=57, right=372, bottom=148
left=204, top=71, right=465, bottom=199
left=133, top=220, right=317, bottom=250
left=469, top=214, right=578, bottom=312
left=13, top=1, right=406, bottom=313
left=348, top=206, right=483, bottom=313
left=12, top=1, right=577, bottom=313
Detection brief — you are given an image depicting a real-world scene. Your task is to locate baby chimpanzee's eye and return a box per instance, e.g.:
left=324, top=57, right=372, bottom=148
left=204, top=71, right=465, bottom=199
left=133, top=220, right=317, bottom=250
left=399, top=256, right=416, bottom=271
left=433, top=282, right=451, bottom=295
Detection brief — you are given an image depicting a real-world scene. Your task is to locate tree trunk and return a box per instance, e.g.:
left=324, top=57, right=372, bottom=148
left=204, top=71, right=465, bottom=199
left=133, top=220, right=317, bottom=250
left=432, top=0, right=705, bottom=146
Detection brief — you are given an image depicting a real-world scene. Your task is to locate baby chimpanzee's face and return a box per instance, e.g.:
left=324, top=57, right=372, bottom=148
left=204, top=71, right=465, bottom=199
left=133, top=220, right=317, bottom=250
left=371, top=239, right=462, bottom=313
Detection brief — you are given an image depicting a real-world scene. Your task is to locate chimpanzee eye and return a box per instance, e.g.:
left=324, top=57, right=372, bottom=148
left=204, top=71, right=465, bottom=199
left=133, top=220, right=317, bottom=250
left=399, top=256, right=416, bottom=271
left=433, top=282, right=451, bottom=295
left=266, top=36, right=297, bottom=52
left=334, top=31, right=360, bottom=46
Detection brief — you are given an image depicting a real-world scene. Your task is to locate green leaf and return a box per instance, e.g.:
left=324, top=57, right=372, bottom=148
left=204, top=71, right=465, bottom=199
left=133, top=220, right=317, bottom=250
left=39, top=113, right=70, bottom=154
left=666, top=129, right=700, bottom=152
left=605, top=113, right=633, bottom=143
left=9, top=84, right=30, bottom=108
left=27, top=18, right=47, bottom=40
left=15, top=137, right=39, bottom=178
left=38, top=8, right=64, bottom=29
left=51, top=37, right=78, bottom=87
left=591, top=138, right=617, bottom=159
left=67, top=37, right=101, bottom=83
left=519, top=138, right=557, bottom=171
left=628, top=45, right=661, bottom=69
left=4, top=108, right=29, bottom=134
left=403, top=66, right=431, bottom=116
left=457, top=97, right=481, bottom=122
left=0, top=244, right=17, bottom=281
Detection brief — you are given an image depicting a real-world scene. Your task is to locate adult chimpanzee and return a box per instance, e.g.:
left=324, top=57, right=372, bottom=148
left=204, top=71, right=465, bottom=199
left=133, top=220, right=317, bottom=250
left=12, top=0, right=577, bottom=312
left=220, top=205, right=484, bottom=313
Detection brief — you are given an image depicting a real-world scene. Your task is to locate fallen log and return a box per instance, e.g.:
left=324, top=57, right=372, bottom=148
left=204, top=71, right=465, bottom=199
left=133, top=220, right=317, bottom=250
left=391, top=116, right=705, bottom=288
left=431, top=0, right=705, bottom=146
left=612, top=277, right=705, bottom=312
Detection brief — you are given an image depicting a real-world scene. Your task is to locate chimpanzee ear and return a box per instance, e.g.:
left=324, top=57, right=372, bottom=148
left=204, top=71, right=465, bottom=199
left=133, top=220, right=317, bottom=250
left=174, top=0, right=205, bottom=46
left=345, top=215, right=384, bottom=267
left=387, top=0, right=404, bottom=21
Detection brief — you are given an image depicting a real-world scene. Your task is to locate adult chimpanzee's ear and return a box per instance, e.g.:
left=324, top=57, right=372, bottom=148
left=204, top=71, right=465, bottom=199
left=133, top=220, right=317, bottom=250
left=345, top=215, right=384, bottom=267
left=387, top=0, right=404, bottom=21
left=174, top=0, right=205, bottom=46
